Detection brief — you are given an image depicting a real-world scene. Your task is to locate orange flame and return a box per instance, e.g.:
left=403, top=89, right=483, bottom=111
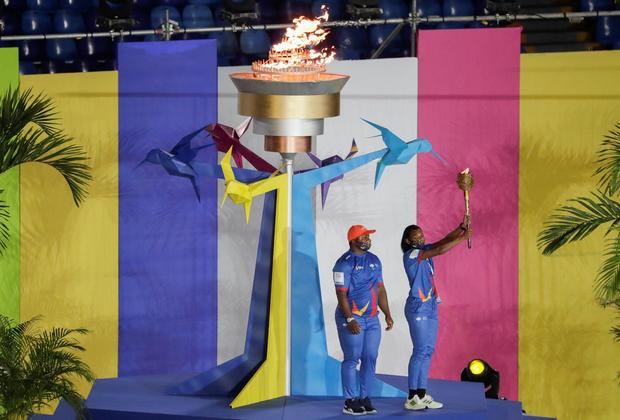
left=253, top=5, right=335, bottom=76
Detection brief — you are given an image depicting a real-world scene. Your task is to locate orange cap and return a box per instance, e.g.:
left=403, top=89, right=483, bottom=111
left=347, top=225, right=376, bottom=242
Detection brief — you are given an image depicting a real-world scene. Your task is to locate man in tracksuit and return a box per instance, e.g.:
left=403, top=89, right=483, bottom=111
left=333, top=225, right=394, bottom=416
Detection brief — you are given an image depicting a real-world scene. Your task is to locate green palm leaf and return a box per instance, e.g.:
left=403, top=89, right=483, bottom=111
left=0, top=315, right=94, bottom=419
left=594, top=237, right=620, bottom=305
left=0, top=85, right=92, bottom=256
left=0, top=86, right=58, bottom=139
left=0, top=191, right=9, bottom=253
left=595, top=123, right=620, bottom=197
left=537, top=191, right=620, bottom=255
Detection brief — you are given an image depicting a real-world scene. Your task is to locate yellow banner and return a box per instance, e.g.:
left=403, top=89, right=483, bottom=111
left=520, top=51, right=620, bottom=420
left=20, top=72, right=119, bottom=399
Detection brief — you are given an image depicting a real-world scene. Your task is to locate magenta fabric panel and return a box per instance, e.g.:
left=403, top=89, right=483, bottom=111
left=417, top=28, right=520, bottom=399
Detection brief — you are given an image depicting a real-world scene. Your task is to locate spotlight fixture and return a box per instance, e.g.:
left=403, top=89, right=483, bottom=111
left=97, top=0, right=135, bottom=31
left=485, top=0, right=520, bottom=15
left=460, top=359, right=500, bottom=399
left=221, top=0, right=258, bottom=24
left=346, top=0, right=382, bottom=20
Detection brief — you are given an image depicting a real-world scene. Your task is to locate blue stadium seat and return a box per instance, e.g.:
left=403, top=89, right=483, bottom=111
left=58, top=0, right=89, bottom=12
left=580, top=0, right=614, bottom=12
left=46, top=38, right=78, bottom=60
left=78, top=37, right=112, bottom=59
left=282, top=0, right=312, bottom=21
left=416, top=0, right=441, bottom=16
left=132, top=12, right=151, bottom=29
left=157, top=0, right=185, bottom=8
left=182, top=4, right=214, bottom=28
left=131, top=0, right=155, bottom=9
left=26, top=0, right=58, bottom=11
left=21, top=10, right=53, bottom=34
left=0, top=12, right=21, bottom=35
left=335, top=26, right=369, bottom=51
left=473, top=0, right=486, bottom=15
left=20, top=61, right=42, bottom=74
left=80, top=58, right=115, bottom=71
left=45, top=59, right=81, bottom=73
left=188, top=0, right=219, bottom=5
left=208, top=30, right=239, bottom=55
left=443, top=0, right=475, bottom=17
left=258, top=0, right=280, bottom=23
left=84, top=10, right=99, bottom=31
left=240, top=29, right=270, bottom=55
left=54, top=9, right=86, bottom=33
left=369, top=24, right=403, bottom=53
left=19, top=39, right=46, bottom=60
left=3, top=0, right=28, bottom=11
left=596, top=16, right=620, bottom=46
left=336, top=47, right=365, bottom=60
left=379, top=0, right=408, bottom=18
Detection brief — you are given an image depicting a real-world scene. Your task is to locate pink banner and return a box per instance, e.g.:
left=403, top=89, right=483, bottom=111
left=417, top=28, right=520, bottom=399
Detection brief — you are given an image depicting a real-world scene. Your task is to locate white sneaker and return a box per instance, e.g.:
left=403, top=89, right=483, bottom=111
left=404, top=394, right=444, bottom=410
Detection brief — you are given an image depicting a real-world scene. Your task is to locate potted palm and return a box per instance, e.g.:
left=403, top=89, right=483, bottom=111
left=0, top=85, right=91, bottom=254
left=0, top=315, right=94, bottom=419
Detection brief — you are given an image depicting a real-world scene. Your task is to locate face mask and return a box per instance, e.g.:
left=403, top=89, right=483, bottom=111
left=356, top=239, right=371, bottom=251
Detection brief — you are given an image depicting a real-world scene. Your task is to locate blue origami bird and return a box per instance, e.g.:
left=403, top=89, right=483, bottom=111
left=138, top=125, right=213, bottom=201
left=362, top=118, right=445, bottom=188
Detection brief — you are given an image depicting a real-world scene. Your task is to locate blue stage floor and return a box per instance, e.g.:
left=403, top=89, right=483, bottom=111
left=34, top=373, right=555, bottom=419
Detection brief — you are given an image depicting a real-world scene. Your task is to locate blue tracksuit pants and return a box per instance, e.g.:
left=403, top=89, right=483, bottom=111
left=336, top=311, right=381, bottom=399
left=405, top=303, right=438, bottom=390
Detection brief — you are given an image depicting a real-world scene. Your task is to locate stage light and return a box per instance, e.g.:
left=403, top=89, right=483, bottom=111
left=346, top=0, right=383, bottom=19
left=485, top=0, right=520, bottom=15
left=221, top=0, right=258, bottom=24
left=468, top=359, right=486, bottom=375
left=460, top=358, right=500, bottom=399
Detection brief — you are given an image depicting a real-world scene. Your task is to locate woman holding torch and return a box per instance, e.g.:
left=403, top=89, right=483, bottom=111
left=400, top=170, right=473, bottom=410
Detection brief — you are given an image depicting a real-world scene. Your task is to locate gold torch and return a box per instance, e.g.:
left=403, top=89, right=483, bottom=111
left=457, top=168, right=473, bottom=249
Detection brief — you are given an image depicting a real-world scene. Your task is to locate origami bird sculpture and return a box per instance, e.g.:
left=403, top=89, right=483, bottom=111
left=307, top=139, right=358, bottom=208
left=221, top=147, right=284, bottom=223
left=362, top=118, right=445, bottom=188
left=138, top=125, right=212, bottom=201
left=207, top=118, right=278, bottom=173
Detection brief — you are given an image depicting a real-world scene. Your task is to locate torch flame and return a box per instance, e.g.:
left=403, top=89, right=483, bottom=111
left=461, top=168, right=470, bottom=174
left=252, top=5, right=336, bottom=80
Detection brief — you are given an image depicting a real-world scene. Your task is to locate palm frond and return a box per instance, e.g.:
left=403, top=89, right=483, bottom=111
left=594, top=237, right=620, bottom=305
left=0, top=190, right=9, bottom=253
left=537, top=191, right=620, bottom=255
left=595, top=123, right=620, bottom=196
left=0, top=127, right=91, bottom=206
left=0, top=315, right=94, bottom=419
left=0, top=85, right=58, bottom=140
left=612, top=302, right=620, bottom=343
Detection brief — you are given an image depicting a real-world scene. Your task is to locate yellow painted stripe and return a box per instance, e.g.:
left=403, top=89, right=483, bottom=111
left=231, top=175, right=288, bottom=407
left=520, top=51, right=620, bottom=420
left=19, top=72, right=119, bottom=401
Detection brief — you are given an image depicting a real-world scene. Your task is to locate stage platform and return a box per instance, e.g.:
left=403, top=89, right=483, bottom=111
left=33, top=373, right=555, bottom=419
